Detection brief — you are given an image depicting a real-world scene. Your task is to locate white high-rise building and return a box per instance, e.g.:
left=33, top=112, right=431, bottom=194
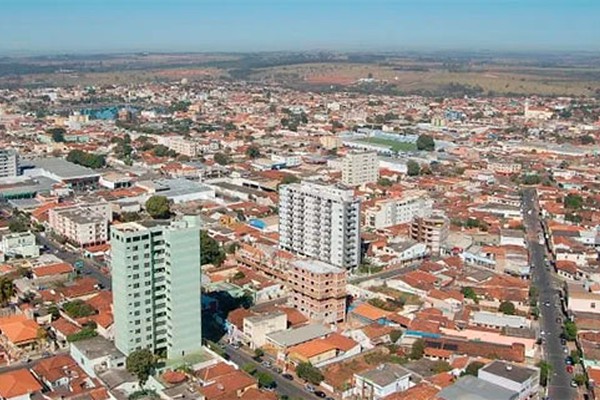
left=112, top=216, right=202, bottom=359
left=279, top=181, right=361, bottom=269
left=342, top=151, right=379, bottom=187
left=0, top=149, right=18, bottom=178
left=365, top=191, right=433, bottom=229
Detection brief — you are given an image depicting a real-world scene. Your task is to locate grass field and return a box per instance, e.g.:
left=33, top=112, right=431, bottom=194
left=359, top=137, right=417, bottom=152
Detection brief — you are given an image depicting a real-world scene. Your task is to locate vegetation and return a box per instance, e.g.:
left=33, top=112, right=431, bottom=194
left=573, top=373, right=587, bottom=386
left=214, top=152, right=232, bottom=165
left=431, top=360, right=452, bottom=374
left=48, top=127, right=66, bottom=142
left=245, top=146, right=261, bottom=159
left=564, top=321, right=578, bottom=341
left=537, top=361, right=552, bottom=387
left=581, top=134, right=596, bottom=145
left=279, top=174, right=301, bottom=187
left=358, top=137, right=417, bottom=153
left=367, top=297, right=404, bottom=312
left=377, top=177, right=393, bottom=187
left=521, top=174, right=541, bottom=185
left=67, top=149, right=105, bottom=169
left=67, top=325, right=98, bottom=342
left=0, top=277, right=15, bottom=307
left=406, top=160, right=420, bottom=176
left=256, top=371, right=276, bottom=389
left=200, top=231, right=226, bottom=266
left=152, top=144, right=177, bottom=158
left=564, top=194, right=584, bottom=210
left=126, top=348, right=156, bottom=388
left=254, top=348, right=265, bottom=359
left=296, top=362, right=324, bottom=385
left=63, top=299, right=96, bottom=318
left=121, top=212, right=142, bottom=222
left=8, top=216, right=29, bottom=233
left=461, top=287, right=479, bottom=303
left=498, top=301, right=516, bottom=315
left=145, top=196, right=170, bottom=219
left=416, top=134, right=435, bottom=151
left=410, top=339, right=425, bottom=360
left=463, top=361, right=485, bottom=376
left=390, top=330, right=402, bottom=343
left=242, top=363, right=257, bottom=375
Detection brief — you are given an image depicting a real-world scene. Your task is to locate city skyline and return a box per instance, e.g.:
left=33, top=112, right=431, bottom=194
left=1, top=0, right=599, bottom=54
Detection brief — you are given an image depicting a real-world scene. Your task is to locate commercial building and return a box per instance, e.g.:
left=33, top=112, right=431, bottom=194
left=365, top=191, right=433, bottom=229
left=0, top=149, right=18, bottom=178
left=23, top=158, right=100, bottom=190
left=0, top=231, right=39, bottom=260
left=111, top=216, right=202, bottom=359
left=279, top=181, right=361, bottom=269
left=478, top=361, right=540, bottom=400
left=342, top=151, right=379, bottom=187
left=437, top=375, right=519, bottom=400
left=48, top=202, right=112, bottom=248
left=410, top=211, right=449, bottom=256
left=287, top=259, right=347, bottom=324
left=353, top=363, right=412, bottom=400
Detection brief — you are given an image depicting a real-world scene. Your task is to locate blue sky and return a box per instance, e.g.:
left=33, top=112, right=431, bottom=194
left=1, top=0, right=599, bottom=54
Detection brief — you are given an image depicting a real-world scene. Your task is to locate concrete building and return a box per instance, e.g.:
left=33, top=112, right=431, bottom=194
left=410, top=211, right=449, bottom=256
left=156, top=136, right=199, bottom=157
left=24, top=158, right=100, bottom=190
left=353, top=363, right=412, bottom=400
left=279, top=181, right=361, bottom=269
left=365, top=192, right=433, bottom=229
left=48, top=202, right=112, bottom=248
left=342, top=151, right=379, bottom=187
left=288, top=259, right=347, bottom=324
left=478, top=361, right=540, bottom=400
left=0, top=231, right=39, bottom=259
left=437, top=375, right=519, bottom=400
left=242, top=311, right=287, bottom=349
left=0, top=149, right=18, bottom=178
left=111, top=216, right=202, bottom=359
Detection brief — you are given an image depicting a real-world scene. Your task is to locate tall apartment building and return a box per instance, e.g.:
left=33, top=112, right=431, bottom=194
left=287, top=259, right=347, bottom=324
left=365, top=191, right=433, bottom=229
left=342, top=151, right=379, bottom=187
left=48, top=202, right=112, bottom=248
left=112, top=216, right=202, bottom=359
left=410, top=212, right=449, bottom=256
left=0, top=149, right=18, bottom=178
left=279, top=181, right=361, bottom=269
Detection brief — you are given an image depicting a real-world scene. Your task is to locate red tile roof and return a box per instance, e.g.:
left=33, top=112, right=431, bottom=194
left=0, top=369, right=42, bottom=398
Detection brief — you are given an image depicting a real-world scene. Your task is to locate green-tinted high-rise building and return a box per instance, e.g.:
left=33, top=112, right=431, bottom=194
left=111, top=216, right=202, bottom=359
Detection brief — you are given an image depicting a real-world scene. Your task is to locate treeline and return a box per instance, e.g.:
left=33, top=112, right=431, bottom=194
left=67, top=149, right=105, bottom=169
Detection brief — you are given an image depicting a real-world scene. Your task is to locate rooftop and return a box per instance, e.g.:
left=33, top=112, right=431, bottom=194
left=291, top=259, right=345, bottom=274
left=437, top=375, right=517, bottom=400
left=27, top=157, right=100, bottom=179
left=479, top=360, right=538, bottom=384
left=267, top=323, right=331, bottom=348
left=355, top=363, right=411, bottom=387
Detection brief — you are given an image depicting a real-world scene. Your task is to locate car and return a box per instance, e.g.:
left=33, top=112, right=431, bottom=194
left=314, top=391, right=326, bottom=398
left=544, top=301, right=551, bottom=307
left=561, top=338, right=567, bottom=345
left=325, top=397, right=335, bottom=400
left=563, top=347, right=569, bottom=354
left=305, top=384, right=315, bottom=393
left=571, top=380, right=579, bottom=388
left=556, top=317, right=562, bottom=324
left=540, top=330, right=546, bottom=336
left=565, top=356, right=574, bottom=365
left=281, top=373, right=294, bottom=381
left=273, top=366, right=283, bottom=374
left=231, top=342, right=241, bottom=349
left=261, top=360, right=272, bottom=368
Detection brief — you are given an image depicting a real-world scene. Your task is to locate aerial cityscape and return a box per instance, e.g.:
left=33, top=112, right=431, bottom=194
left=0, top=1, right=599, bottom=400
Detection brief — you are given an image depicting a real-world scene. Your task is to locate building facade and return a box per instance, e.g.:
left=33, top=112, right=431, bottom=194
left=287, top=259, right=347, bottom=324
left=342, top=151, right=379, bottom=187
left=410, top=212, right=449, bottom=256
left=0, top=231, right=39, bottom=259
left=0, top=149, right=18, bottom=178
left=279, top=181, right=361, bottom=269
left=112, top=216, right=202, bottom=359
left=48, top=202, right=112, bottom=248
left=365, top=192, right=433, bottom=229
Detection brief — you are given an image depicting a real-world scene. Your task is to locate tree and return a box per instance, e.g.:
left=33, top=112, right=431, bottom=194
left=63, top=300, right=96, bottom=318
left=416, top=134, right=435, bottom=151
left=390, top=330, right=402, bottom=344
left=214, top=152, right=231, bottom=165
left=145, top=196, right=170, bottom=219
left=200, top=231, right=226, bottom=266
left=296, top=362, right=324, bottom=385
left=0, top=277, right=14, bottom=306
left=67, top=149, right=105, bottom=169
left=432, top=360, right=452, bottom=374
left=581, top=135, right=596, bottom=145
left=121, top=212, right=141, bottom=222
left=499, top=301, right=516, bottom=315
left=410, top=339, right=425, bottom=360
left=406, top=160, right=420, bottom=176
left=564, top=321, right=578, bottom=341
left=278, top=174, right=300, bottom=189
left=256, top=371, right=276, bottom=389
left=378, top=177, right=393, bottom=187
left=461, top=287, right=479, bottom=303
left=245, top=146, right=261, bottom=159
left=126, top=349, right=156, bottom=388
left=573, top=373, right=587, bottom=386
left=463, top=361, right=485, bottom=376
left=537, top=361, right=552, bottom=387
left=8, top=218, right=28, bottom=233
left=564, top=194, right=584, bottom=210
left=522, top=174, right=541, bottom=185
left=254, top=348, right=265, bottom=359
left=48, top=127, right=66, bottom=143
left=242, top=363, right=257, bottom=375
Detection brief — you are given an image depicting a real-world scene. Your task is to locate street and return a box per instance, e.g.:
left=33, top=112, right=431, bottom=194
left=523, top=188, right=575, bottom=400
left=224, top=344, right=316, bottom=400
left=35, top=232, right=112, bottom=290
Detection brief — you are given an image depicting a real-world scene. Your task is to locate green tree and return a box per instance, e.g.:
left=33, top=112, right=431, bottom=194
left=378, top=177, right=393, bottom=187
left=564, top=321, right=578, bottom=341
left=564, top=194, right=584, bottom=210
left=126, top=349, right=156, bottom=388
left=416, top=134, right=435, bottom=151
left=145, top=196, right=170, bottom=219
left=410, top=339, right=425, bottom=360
left=432, top=360, right=452, bottom=374
left=200, top=231, right=226, bottom=266
left=574, top=373, right=587, bottom=386
left=254, top=348, right=265, bottom=359
left=463, top=361, right=485, bottom=376
left=66, top=150, right=105, bottom=169
left=571, top=349, right=581, bottom=364
left=522, top=174, right=541, bottom=185
left=461, top=287, right=479, bottom=303
left=581, top=135, right=596, bottom=145
left=8, top=218, right=28, bottom=233
left=67, top=325, right=97, bottom=342
left=121, top=212, right=141, bottom=222
left=296, top=362, right=324, bottom=385
left=245, top=146, right=261, bottom=159
left=406, top=160, right=420, bottom=176
left=242, top=363, right=257, bottom=375
left=256, top=371, right=276, bottom=389
left=48, top=127, right=66, bottom=143
left=0, top=277, right=15, bottom=306
left=390, top=330, right=403, bottom=343
left=537, top=361, right=552, bottom=387
left=278, top=174, right=300, bottom=189
left=63, top=300, right=96, bottom=318
left=214, top=152, right=231, bottom=165
left=499, top=301, right=516, bottom=315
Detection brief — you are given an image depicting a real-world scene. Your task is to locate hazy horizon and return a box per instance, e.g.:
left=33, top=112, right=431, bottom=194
left=2, top=0, right=599, bottom=55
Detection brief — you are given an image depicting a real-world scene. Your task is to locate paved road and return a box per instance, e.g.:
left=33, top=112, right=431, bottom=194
left=35, top=232, right=112, bottom=290
left=523, top=188, right=575, bottom=400
left=224, top=344, right=316, bottom=400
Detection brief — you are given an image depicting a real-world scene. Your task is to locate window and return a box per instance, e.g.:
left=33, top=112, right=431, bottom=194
left=592, top=302, right=596, bottom=309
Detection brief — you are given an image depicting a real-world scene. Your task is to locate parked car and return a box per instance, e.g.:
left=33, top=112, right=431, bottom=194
left=565, top=356, right=574, bottom=365
left=281, top=373, right=294, bottom=381
left=314, top=391, right=326, bottom=398
left=305, top=384, right=315, bottom=393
